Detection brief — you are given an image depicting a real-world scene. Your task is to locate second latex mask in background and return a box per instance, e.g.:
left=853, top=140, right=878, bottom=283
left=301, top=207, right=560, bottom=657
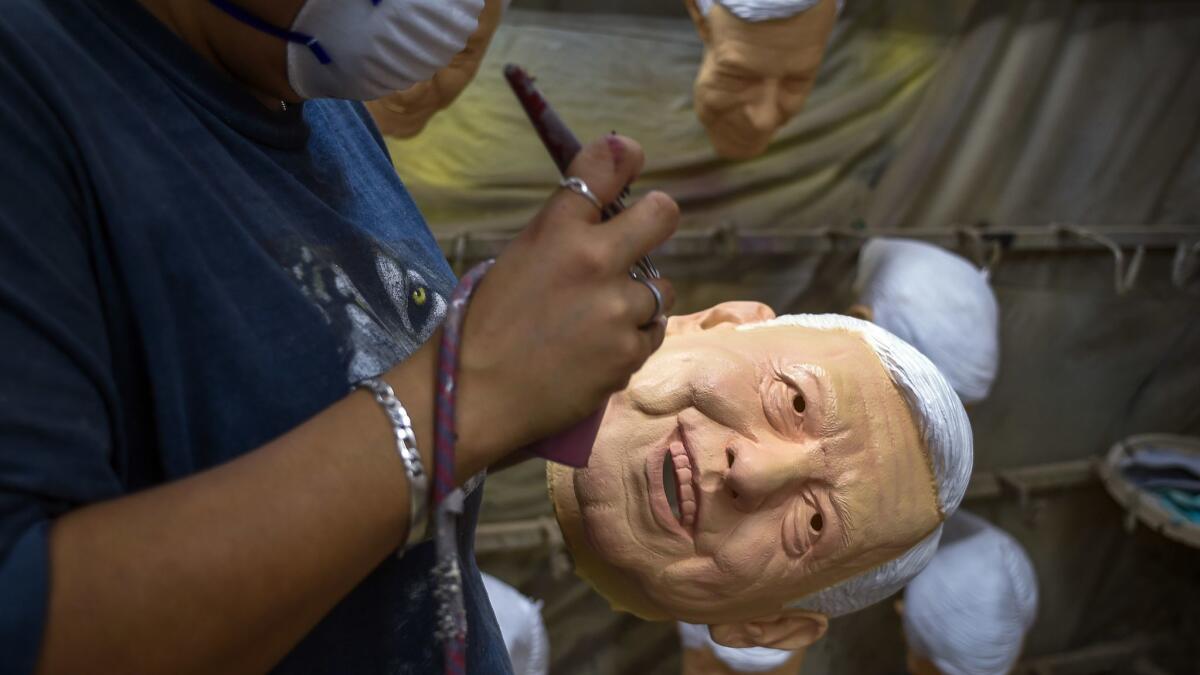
left=684, top=0, right=838, bottom=160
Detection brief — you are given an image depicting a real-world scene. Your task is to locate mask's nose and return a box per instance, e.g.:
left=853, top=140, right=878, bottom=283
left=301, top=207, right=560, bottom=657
left=743, top=81, right=783, bottom=135
left=723, top=439, right=816, bottom=512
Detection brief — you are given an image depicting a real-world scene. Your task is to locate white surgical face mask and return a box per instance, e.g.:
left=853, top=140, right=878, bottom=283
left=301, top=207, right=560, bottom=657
left=210, top=0, right=485, bottom=101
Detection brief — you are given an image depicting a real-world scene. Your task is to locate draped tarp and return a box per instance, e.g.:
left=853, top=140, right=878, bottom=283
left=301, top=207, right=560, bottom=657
left=383, top=2, right=1200, bottom=673
left=386, top=4, right=970, bottom=234
left=865, top=1, right=1200, bottom=229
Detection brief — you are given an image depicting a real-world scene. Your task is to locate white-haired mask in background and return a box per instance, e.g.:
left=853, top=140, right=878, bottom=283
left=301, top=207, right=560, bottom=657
left=678, top=621, right=801, bottom=674
left=548, top=301, right=972, bottom=652
left=683, top=0, right=840, bottom=159
left=481, top=573, right=549, bottom=675
left=900, top=511, right=1038, bottom=675
left=851, top=238, right=1000, bottom=405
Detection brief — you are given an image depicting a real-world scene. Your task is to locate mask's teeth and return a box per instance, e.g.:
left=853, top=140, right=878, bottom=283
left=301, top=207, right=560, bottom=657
left=670, top=442, right=696, bottom=531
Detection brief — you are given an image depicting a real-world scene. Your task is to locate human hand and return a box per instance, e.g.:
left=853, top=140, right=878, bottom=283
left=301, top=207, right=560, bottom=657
left=454, top=135, right=678, bottom=474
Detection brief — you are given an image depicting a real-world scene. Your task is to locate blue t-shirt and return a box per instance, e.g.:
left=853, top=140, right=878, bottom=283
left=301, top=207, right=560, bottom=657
left=0, top=0, right=510, bottom=672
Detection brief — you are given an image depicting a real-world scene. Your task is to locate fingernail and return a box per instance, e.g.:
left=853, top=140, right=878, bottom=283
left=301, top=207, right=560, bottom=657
left=607, top=133, right=624, bottom=169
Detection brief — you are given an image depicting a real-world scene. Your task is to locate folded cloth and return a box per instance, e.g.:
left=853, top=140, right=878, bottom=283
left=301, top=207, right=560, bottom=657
left=1119, top=446, right=1200, bottom=492
left=1154, top=488, right=1200, bottom=524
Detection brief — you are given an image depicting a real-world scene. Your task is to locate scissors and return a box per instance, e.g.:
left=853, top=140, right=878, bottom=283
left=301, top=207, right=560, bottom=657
left=503, top=64, right=660, bottom=282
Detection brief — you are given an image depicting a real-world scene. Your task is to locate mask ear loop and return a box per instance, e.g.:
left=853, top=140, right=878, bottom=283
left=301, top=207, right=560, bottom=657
left=207, top=0, right=336, bottom=64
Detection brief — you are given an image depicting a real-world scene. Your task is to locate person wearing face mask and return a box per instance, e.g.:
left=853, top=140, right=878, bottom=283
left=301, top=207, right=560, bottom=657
left=365, top=0, right=511, bottom=139
left=0, top=1, right=679, bottom=674
left=684, top=0, right=841, bottom=160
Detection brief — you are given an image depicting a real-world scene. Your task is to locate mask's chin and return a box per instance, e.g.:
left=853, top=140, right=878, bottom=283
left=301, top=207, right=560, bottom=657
left=698, top=116, right=771, bottom=159
left=706, top=127, right=771, bottom=160
left=545, top=461, right=673, bottom=622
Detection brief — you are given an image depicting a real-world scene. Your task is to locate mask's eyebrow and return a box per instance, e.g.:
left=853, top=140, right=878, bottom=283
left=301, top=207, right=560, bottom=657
left=712, top=60, right=762, bottom=80
left=827, top=486, right=855, bottom=550
left=780, top=70, right=819, bottom=86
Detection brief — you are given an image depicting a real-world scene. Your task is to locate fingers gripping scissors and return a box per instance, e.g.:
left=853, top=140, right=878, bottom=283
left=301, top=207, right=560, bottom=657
left=503, top=64, right=660, bottom=282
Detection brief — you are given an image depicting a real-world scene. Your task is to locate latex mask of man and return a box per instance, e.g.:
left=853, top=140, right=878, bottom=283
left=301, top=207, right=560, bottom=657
left=366, top=0, right=510, bottom=138
left=684, top=0, right=838, bottom=160
left=548, top=302, right=973, bottom=650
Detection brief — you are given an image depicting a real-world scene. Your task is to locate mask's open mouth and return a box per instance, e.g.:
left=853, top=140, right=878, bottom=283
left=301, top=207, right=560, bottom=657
left=663, top=451, right=681, bottom=520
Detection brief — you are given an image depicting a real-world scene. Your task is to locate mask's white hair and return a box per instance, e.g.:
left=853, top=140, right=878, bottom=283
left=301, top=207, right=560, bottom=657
left=902, top=511, right=1038, bottom=675
left=738, top=313, right=973, bottom=617
left=677, top=622, right=794, bottom=672
left=855, top=238, right=1000, bottom=405
left=695, top=0, right=843, bottom=21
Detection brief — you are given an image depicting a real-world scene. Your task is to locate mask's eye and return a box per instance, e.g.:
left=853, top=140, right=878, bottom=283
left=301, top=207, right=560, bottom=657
left=763, top=378, right=808, bottom=437
left=784, top=493, right=827, bottom=558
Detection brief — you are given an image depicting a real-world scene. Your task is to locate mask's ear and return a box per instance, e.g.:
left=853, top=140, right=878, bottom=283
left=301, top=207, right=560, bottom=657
left=709, top=610, right=828, bottom=650
left=846, top=303, right=874, bottom=322
left=683, top=0, right=713, bottom=43
left=666, top=301, right=776, bottom=337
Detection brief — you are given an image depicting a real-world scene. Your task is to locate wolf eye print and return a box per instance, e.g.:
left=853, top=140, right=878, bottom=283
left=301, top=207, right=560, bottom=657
left=810, top=512, right=823, bottom=532
left=793, top=392, right=806, bottom=413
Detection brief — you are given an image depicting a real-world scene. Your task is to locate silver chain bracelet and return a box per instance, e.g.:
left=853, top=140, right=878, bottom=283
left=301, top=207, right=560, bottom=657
left=357, top=377, right=429, bottom=552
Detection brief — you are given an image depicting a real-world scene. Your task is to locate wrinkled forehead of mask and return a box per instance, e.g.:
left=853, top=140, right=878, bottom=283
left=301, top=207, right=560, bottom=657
left=208, top=0, right=489, bottom=100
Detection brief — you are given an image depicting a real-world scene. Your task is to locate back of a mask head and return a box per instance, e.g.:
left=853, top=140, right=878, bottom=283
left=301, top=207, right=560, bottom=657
left=854, top=238, right=1000, bottom=405
left=677, top=622, right=794, bottom=672
left=481, top=574, right=550, bottom=675
left=210, top=0, right=487, bottom=100
left=902, top=511, right=1039, bottom=675
left=694, top=0, right=842, bottom=21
